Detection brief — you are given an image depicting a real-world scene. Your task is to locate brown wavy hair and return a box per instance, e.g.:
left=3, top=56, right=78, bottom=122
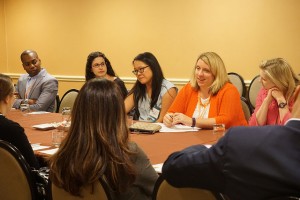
left=49, top=78, right=136, bottom=196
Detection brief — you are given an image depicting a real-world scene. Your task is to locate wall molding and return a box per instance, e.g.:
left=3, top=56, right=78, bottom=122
left=5, top=73, right=251, bottom=87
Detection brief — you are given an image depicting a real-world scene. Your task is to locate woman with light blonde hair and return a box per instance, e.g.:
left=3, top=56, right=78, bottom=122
left=163, top=52, right=247, bottom=129
left=249, top=58, right=299, bottom=126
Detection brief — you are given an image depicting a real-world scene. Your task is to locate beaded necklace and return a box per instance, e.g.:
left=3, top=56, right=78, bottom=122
left=197, top=93, right=211, bottom=119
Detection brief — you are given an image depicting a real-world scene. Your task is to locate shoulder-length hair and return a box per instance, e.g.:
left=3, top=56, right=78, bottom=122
left=190, top=52, right=229, bottom=95
left=129, top=52, right=165, bottom=114
left=260, top=58, right=300, bottom=102
left=0, top=74, right=14, bottom=101
left=49, top=79, right=136, bottom=196
left=85, top=51, right=116, bottom=81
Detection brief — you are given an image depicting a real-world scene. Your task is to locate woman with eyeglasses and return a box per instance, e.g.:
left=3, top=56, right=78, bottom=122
left=85, top=51, right=128, bottom=99
left=125, top=52, right=177, bottom=122
left=49, top=79, right=158, bottom=199
left=163, top=52, right=247, bottom=129
left=0, top=74, right=39, bottom=168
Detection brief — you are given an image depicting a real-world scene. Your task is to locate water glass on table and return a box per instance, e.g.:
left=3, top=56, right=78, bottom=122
left=61, top=107, right=71, bottom=123
left=127, top=115, right=134, bottom=126
left=20, top=103, right=30, bottom=116
left=212, top=123, right=225, bottom=140
left=52, top=130, right=64, bottom=147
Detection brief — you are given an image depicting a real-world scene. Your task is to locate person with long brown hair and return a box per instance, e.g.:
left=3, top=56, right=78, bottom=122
left=49, top=78, right=158, bottom=199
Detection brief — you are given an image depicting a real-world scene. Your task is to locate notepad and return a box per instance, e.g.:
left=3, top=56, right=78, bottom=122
left=152, top=163, right=163, bottom=174
left=154, top=123, right=200, bottom=132
left=39, top=148, right=59, bottom=155
left=31, top=144, right=51, bottom=151
left=32, top=123, right=56, bottom=130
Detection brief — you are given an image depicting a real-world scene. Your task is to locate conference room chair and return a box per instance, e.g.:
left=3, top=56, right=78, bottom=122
left=47, top=178, right=112, bottom=200
left=53, top=95, right=60, bottom=113
left=152, top=176, right=227, bottom=200
left=247, top=75, right=262, bottom=111
left=58, top=89, right=79, bottom=113
left=228, top=72, right=246, bottom=97
left=268, top=196, right=300, bottom=200
left=0, top=140, right=38, bottom=200
left=240, top=96, right=252, bottom=122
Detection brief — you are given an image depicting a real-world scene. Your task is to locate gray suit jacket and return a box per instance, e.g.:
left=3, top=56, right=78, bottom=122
left=13, top=68, right=58, bottom=112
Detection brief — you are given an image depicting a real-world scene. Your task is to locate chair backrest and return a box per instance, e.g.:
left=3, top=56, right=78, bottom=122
left=0, top=140, right=37, bottom=200
left=152, top=176, right=226, bottom=200
left=53, top=95, right=60, bottom=113
left=58, top=89, right=79, bottom=113
left=228, top=72, right=246, bottom=97
left=268, top=196, right=300, bottom=200
left=49, top=178, right=111, bottom=200
left=247, top=75, right=262, bottom=110
left=240, top=96, right=252, bottom=122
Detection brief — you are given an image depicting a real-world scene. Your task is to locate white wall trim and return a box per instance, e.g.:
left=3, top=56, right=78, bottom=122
left=4, top=73, right=251, bottom=87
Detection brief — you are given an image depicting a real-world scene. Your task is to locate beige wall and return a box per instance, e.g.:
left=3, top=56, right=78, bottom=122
left=2, top=0, right=300, bottom=97
left=0, top=0, right=6, bottom=72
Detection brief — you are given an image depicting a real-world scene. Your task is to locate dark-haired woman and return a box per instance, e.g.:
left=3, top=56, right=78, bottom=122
left=125, top=52, right=177, bottom=122
left=85, top=51, right=128, bottom=99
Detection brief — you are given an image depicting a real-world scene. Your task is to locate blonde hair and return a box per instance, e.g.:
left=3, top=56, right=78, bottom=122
left=260, top=58, right=299, bottom=102
left=190, top=52, right=229, bottom=95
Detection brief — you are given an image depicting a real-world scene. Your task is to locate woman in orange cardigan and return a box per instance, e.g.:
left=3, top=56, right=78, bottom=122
left=163, top=52, right=247, bottom=129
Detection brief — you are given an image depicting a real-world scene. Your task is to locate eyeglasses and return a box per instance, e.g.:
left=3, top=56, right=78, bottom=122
left=92, top=62, right=106, bottom=68
left=132, top=66, right=149, bottom=75
left=23, top=59, right=39, bottom=67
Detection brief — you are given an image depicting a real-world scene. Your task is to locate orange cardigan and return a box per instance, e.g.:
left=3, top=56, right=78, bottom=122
left=168, top=82, right=247, bottom=128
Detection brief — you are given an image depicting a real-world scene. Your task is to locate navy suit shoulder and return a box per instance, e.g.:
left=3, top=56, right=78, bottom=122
left=163, top=123, right=300, bottom=200
left=216, top=124, right=300, bottom=199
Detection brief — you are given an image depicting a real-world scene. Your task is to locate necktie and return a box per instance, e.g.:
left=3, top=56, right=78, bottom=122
left=25, top=77, right=32, bottom=99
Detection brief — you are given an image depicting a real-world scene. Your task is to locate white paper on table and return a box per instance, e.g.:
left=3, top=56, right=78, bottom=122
left=32, top=123, right=56, bottom=130
left=39, top=148, right=59, bottom=155
left=28, top=111, right=50, bottom=115
left=31, top=144, right=51, bottom=151
left=152, top=163, right=163, bottom=174
left=154, top=123, right=200, bottom=132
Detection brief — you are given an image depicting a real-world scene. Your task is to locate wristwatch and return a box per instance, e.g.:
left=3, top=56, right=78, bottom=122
left=23, top=99, right=29, bottom=104
left=278, top=102, right=287, bottom=108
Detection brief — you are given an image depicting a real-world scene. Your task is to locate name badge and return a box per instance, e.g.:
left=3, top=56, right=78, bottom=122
left=147, top=106, right=160, bottom=122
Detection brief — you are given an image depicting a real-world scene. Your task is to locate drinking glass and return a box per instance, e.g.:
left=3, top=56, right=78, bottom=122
left=212, top=123, right=225, bottom=140
left=20, top=103, right=30, bottom=116
left=52, top=130, right=64, bottom=147
left=127, top=115, right=134, bottom=126
left=61, top=107, right=71, bottom=123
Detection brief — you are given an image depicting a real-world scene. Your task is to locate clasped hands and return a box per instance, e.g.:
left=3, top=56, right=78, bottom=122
left=163, top=112, right=192, bottom=127
left=266, top=87, right=286, bottom=104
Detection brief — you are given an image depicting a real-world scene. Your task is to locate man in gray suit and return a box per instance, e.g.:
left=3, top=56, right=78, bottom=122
left=13, top=50, right=58, bottom=112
